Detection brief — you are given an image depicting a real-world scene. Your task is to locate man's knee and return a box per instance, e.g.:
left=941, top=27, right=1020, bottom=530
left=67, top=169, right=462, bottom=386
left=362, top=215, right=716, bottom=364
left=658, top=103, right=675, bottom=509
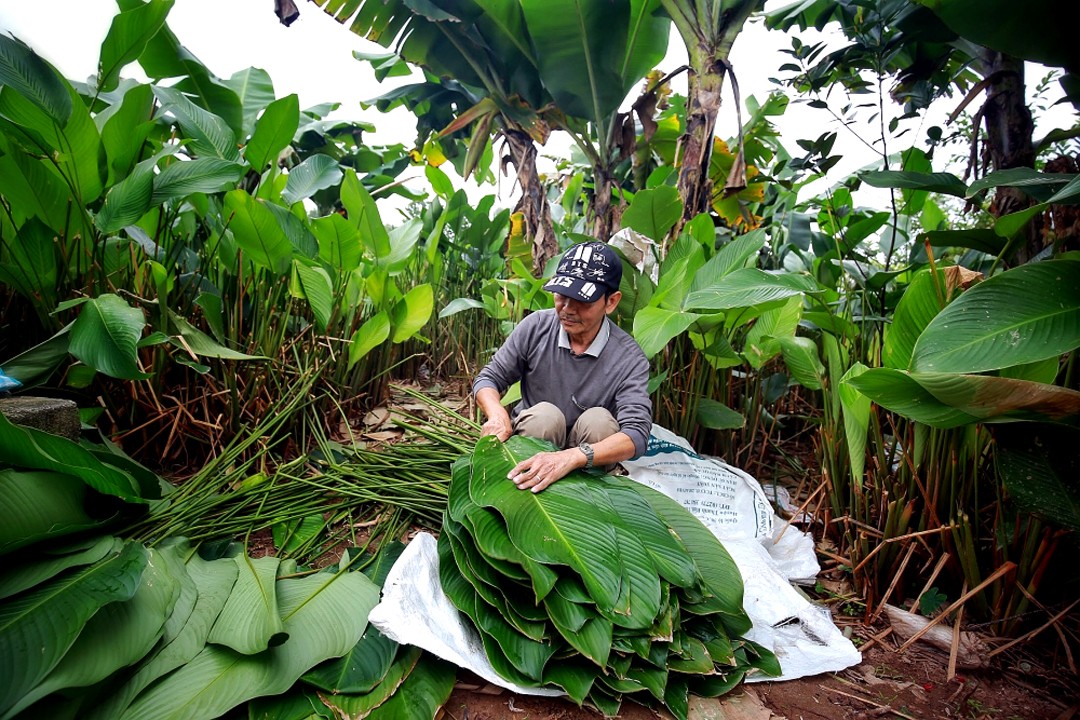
left=514, top=402, right=567, bottom=447
left=569, top=407, right=619, bottom=446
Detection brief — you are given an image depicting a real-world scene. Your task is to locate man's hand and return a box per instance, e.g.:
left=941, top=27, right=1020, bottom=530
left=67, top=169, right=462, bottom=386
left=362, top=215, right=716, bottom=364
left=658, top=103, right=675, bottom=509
left=508, top=448, right=586, bottom=493
left=480, top=415, right=512, bottom=442
left=476, top=387, right=513, bottom=441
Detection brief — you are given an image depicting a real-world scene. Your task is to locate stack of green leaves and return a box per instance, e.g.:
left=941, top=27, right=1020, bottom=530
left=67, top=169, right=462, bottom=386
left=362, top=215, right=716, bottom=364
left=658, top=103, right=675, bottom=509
left=439, top=435, right=781, bottom=719
left=0, top=536, right=457, bottom=720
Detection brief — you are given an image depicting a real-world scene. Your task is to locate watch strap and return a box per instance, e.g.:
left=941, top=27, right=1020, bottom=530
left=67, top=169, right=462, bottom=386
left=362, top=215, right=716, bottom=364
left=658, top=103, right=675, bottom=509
left=578, top=441, right=594, bottom=469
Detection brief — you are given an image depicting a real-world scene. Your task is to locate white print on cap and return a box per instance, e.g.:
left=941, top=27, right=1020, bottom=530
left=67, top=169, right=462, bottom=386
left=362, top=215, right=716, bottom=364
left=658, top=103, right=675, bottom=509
left=569, top=244, right=593, bottom=264
left=580, top=282, right=597, bottom=297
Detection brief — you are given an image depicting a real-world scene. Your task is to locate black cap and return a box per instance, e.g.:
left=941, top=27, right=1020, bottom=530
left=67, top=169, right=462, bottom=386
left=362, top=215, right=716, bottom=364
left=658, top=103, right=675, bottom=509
left=542, top=242, right=622, bottom=303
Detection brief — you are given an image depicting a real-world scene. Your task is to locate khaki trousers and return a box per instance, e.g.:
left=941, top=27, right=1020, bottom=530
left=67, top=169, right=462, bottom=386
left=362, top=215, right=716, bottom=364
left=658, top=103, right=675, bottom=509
left=513, top=402, right=619, bottom=449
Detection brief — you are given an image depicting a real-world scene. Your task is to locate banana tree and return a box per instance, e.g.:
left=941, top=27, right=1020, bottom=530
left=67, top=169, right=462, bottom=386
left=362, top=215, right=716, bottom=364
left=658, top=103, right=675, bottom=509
left=658, top=0, right=765, bottom=235
left=302, top=0, right=669, bottom=267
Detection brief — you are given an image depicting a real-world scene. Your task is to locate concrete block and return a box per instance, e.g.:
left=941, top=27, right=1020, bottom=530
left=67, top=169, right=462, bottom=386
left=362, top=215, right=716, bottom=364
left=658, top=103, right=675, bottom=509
left=0, top=396, right=81, bottom=441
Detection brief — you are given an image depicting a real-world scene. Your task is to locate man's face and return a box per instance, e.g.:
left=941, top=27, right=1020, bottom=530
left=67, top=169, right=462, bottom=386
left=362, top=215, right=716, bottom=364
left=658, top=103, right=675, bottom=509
left=553, top=291, right=621, bottom=337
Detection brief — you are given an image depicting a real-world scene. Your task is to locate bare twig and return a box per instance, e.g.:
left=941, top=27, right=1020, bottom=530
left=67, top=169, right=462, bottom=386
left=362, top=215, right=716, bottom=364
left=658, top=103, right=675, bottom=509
left=821, top=685, right=919, bottom=720
left=873, top=543, right=917, bottom=622
left=947, top=582, right=967, bottom=681
left=986, top=597, right=1080, bottom=659
left=853, top=526, right=954, bottom=576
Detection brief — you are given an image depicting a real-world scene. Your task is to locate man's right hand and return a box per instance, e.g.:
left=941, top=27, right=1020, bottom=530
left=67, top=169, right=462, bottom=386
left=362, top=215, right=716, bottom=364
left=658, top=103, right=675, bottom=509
left=476, top=387, right=513, bottom=441
left=480, top=415, right=512, bottom=442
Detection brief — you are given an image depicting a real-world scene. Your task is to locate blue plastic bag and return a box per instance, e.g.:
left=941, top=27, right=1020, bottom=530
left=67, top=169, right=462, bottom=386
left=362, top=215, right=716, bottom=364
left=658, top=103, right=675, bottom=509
left=0, top=368, right=22, bottom=393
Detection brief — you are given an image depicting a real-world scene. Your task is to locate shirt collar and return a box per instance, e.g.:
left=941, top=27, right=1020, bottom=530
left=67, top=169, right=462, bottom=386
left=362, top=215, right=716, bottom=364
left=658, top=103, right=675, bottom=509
left=557, top=317, right=611, bottom=357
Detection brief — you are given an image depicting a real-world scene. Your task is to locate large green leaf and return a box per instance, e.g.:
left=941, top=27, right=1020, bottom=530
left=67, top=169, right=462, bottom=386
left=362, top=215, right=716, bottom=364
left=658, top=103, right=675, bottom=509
left=966, top=167, right=1077, bottom=202
left=0, top=537, right=121, bottom=601
left=859, top=170, right=967, bottom=198
left=777, top=336, right=825, bottom=391
left=653, top=235, right=705, bottom=310
left=360, top=653, right=456, bottom=720
left=245, top=94, right=299, bottom=171
left=912, top=372, right=1080, bottom=424
left=0, top=218, right=58, bottom=306
left=341, top=170, right=390, bottom=259
left=314, top=646, right=422, bottom=719
left=222, top=67, right=277, bottom=138
left=543, top=588, right=612, bottom=666
left=119, top=568, right=378, bottom=720
left=0, top=412, right=141, bottom=500
left=689, top=230, right=768, bottom=292
left=911, top=260, right=1080, bottom=373
left=468, top=436, right=627, bottom=613
left=439, top=536, right=556, bottom=679
left=838, top=363, right=872, bottom=484
left=0, top=81, right=104, bottom=202
left=223, top=189, right=293, bottom=274
left=69, top=293, right=150, bottom=380
left=100, top=83, right=156, bottom=185
left=601, top=482, right=698, bottom=589
left=85, top=551, right=240, bottom=720
left=290, top=261, right=334, bottom=332
left=166, top=312, right=267, bottom=361
left=0, top=542, right=148, bottom=717
left=519, top=0, right=667, bottom=127
left=9, top=547, right=179, bottom=718
left=390, top=283, right=434, bottom=343
left=695, top=398, right=745, bottom=430
left=883, top=269, right=943, bottom=370
left=151, top=158, right=245, bottom=203
left=0, top=34, right=71, bottom=123
left=633, top=483, right=750, bottom=636
left=684, top=268, right=811, bottom=311
left=379, top=217, right=423, bottom=272
left=449, top=465, right=558, bottom=602
left=282, top=154, right=343, bottom=205
left=98, top=0, right=174, bottom=93
left=632, top=306, right=701, bottom=359
left=622, top=186, right=683, bottom=242
left=996, top=424, right=1080, bottom=532
left=0, top=471, right=98, bottom=555
left=153, top=85, right=240, bottom=162
left=348, top=312, right=391, bottom=369
left=96, top=156, right=156, bottom=234
left=0, top=151, right=72, bottom=233
left=742, top=295, right=802, bottom=369
left=918, top=0, right=1073, bottom=70
left=301, top=626, right=397, bottom=694
left=846, top=369, right=981, bottom=428
left=312, top=213, right=362, bottom=273
left=206, top=556, right=285, bottom=655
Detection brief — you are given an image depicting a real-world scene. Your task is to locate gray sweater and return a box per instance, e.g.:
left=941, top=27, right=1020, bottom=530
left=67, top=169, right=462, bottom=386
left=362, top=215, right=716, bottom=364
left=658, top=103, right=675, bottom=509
left=473, top=309, right=652, bottom=457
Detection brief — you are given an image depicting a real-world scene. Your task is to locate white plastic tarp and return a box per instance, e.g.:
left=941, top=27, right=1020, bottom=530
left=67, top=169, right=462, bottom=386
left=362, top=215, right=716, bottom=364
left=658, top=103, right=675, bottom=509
left=368, top=425, right=861, bottom=692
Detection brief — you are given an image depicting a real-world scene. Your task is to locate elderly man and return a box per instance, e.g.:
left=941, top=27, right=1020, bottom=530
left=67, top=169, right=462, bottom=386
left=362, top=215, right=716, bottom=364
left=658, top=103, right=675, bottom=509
left=473, top=242, right=652, bottom=493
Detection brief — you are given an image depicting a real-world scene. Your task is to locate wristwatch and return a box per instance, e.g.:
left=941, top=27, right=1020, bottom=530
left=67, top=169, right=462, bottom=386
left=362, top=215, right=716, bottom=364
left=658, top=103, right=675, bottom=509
left=578, top=441, right=594, bottom=469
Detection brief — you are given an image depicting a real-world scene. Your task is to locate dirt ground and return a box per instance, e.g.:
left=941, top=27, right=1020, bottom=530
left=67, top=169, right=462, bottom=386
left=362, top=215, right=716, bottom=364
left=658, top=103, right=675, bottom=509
left=437, top=633, right=1079, bottom=720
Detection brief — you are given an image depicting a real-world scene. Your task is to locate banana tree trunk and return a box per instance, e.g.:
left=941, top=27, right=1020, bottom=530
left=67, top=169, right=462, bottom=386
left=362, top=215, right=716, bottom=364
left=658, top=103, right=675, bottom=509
left=503, top=129, right=558, bottom=276
left=978, top=51, right=1038, bottom=264
left=661, top=0, right=761, bottom=246
left=592, top=169, right=616, bottom=243
left=677, top=60, right=726, bottom=227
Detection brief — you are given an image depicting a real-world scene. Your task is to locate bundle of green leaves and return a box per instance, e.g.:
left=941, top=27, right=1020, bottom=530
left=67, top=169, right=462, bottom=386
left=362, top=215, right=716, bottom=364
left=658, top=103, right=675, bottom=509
left=439, top=435, right=781, bottom=719
left=0, top=412, right=455, bottom=720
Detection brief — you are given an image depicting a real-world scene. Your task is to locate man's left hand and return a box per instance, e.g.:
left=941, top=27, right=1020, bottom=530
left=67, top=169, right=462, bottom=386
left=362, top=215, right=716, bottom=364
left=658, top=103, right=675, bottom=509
left=507, top=449, right=584, bottom=493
